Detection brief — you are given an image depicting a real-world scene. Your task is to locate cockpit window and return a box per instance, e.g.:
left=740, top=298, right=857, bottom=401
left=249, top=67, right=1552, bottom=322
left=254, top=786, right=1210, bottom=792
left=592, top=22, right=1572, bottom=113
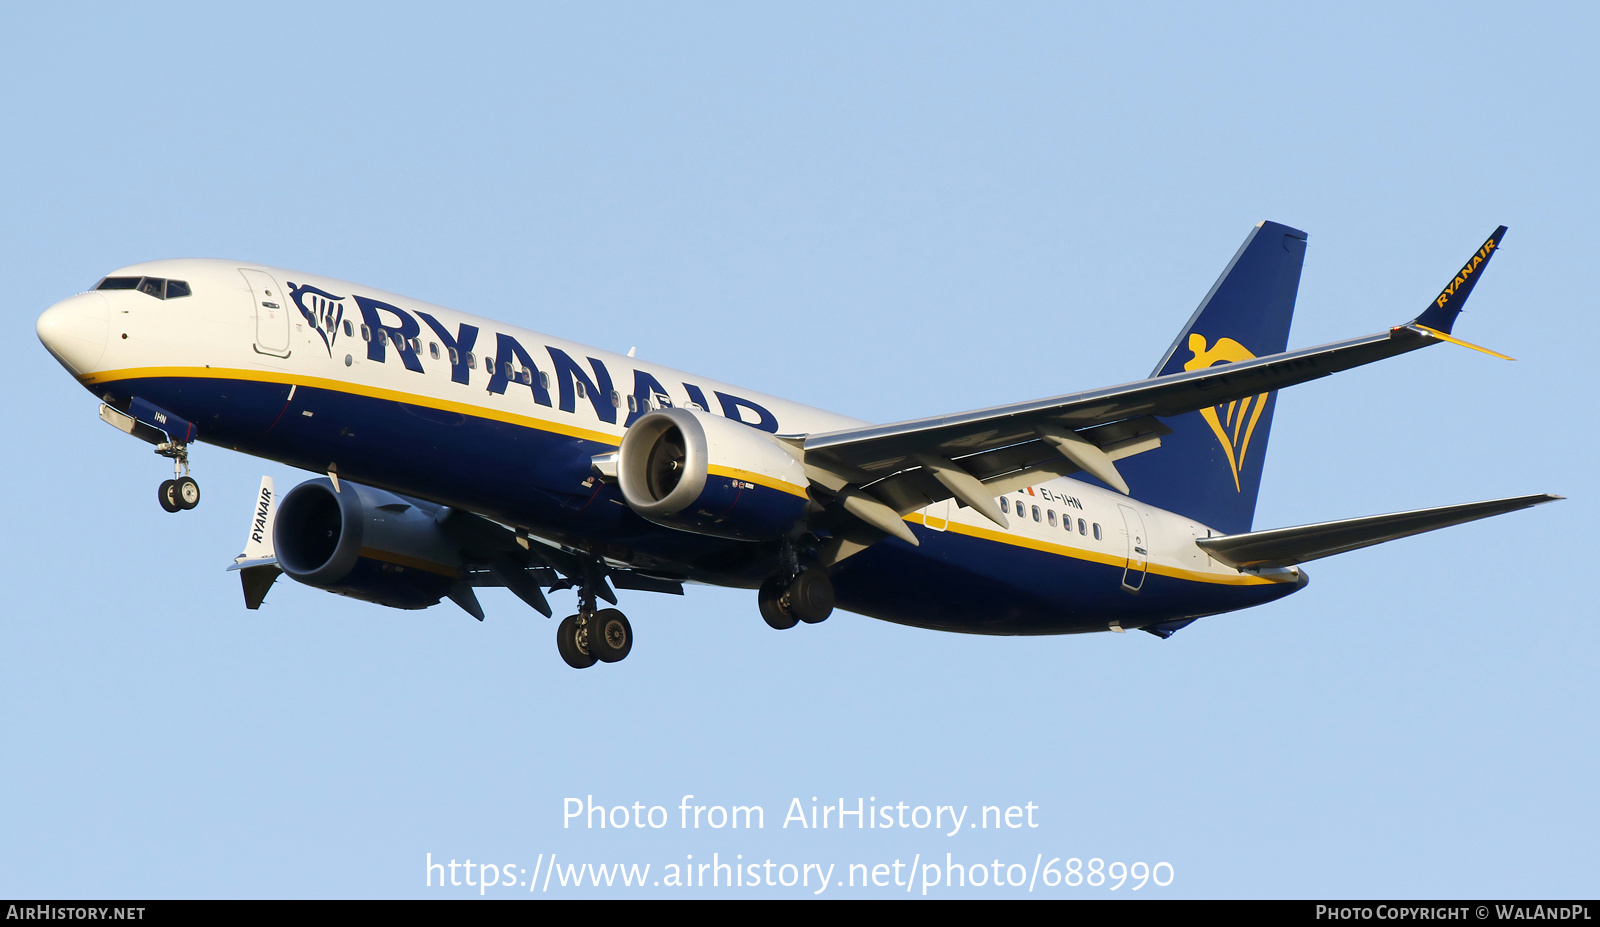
left=95, top=276, right=191, bottom=299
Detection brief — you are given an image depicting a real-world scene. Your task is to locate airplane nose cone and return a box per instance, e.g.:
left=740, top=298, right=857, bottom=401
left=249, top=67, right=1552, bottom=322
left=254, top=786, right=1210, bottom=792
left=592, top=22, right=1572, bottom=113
left=37, top=291, right=110, bottom=375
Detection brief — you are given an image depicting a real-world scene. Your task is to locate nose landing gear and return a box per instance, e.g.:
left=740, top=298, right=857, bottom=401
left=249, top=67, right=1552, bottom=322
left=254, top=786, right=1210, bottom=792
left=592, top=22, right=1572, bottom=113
left=155, top=442, right=200, bottom=513
left=158, top=476, right=200, bottom=512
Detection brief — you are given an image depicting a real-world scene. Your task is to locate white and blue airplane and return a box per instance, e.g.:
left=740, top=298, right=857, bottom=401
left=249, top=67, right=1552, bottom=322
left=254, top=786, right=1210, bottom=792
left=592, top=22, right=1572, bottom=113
left=35, top=222, right=1557, bottom=668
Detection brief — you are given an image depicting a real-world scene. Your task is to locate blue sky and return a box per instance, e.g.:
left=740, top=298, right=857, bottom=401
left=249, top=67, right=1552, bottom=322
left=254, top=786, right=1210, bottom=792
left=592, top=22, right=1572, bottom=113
left=2, top=2, right=1594, bottom=898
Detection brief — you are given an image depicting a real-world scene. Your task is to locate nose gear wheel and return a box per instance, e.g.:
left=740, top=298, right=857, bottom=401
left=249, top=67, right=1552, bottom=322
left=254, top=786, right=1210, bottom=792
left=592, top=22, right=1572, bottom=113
left=154, top=441, right=201, bottom=513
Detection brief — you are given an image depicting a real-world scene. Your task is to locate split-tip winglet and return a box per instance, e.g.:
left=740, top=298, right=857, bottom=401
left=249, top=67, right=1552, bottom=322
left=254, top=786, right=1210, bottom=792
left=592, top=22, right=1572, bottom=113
left=1404, top=225, right=1512, bottom=358
left=1408, top=323, right=1516, bottom=361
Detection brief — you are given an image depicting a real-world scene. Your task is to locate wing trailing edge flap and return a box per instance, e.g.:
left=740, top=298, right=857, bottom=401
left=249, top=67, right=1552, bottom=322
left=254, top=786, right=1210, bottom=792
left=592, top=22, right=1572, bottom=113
left=456, top=520, right=686, bottom=603
left=445, top=513, right=690, bottom=612
left=809, top=417, right=1169, bottom=565
left=1195, top=493, right=1561, bottom=570
left=827, top=417, right=1168, bottom=519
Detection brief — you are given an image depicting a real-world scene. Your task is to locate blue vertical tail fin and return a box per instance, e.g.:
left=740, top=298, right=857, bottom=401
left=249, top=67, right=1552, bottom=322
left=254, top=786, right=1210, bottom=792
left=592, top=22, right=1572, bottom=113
left=1114, top=220, right=1308, bottom=535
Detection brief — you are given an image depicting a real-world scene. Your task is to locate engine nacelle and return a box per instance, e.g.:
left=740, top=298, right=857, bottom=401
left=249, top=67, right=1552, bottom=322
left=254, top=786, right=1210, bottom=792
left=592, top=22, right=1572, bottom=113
left=617, top=407, right=811, bottom=541
left=273, top=478, right=463, bottom=609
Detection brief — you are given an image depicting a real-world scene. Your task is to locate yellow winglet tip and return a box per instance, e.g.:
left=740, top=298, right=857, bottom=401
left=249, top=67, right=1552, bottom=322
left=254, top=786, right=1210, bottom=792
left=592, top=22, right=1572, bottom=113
left=1411, top=324, right=1516, bottom=361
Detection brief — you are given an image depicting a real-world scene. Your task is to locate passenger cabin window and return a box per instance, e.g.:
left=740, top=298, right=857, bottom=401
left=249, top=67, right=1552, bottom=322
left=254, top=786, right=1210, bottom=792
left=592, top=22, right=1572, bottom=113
left=95, top=276, right=190, bottom=299
left=1093, top=523, right=1102, bottom=540
left=467, top=353, right=477, bottom=369
left=1000, top=498, right=1010, bottom=514
left=360, top=324, right=371, bottom=342
left=429, top=343, right=440, bottom=359
left=1032, top=505, right=1041, bottom=523
left=343, top=320, right=354, bottom=337
left=1078, top=518, right=1087, bottom=535
left=448, top=347, right=459, bottom=365
left=1048, top=510, right=1057, bottom=527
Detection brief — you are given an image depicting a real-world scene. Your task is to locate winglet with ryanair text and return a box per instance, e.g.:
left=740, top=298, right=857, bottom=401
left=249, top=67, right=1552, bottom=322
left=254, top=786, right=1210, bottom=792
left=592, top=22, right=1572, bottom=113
left=1407, top=225, right=1513, bottom=359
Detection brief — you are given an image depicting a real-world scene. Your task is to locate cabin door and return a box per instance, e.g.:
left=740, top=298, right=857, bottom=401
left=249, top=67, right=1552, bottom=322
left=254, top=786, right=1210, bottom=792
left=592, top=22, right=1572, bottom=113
left=240, top=268, right=291, bottom=358
left=1118, top=503, right=1149, bottom=593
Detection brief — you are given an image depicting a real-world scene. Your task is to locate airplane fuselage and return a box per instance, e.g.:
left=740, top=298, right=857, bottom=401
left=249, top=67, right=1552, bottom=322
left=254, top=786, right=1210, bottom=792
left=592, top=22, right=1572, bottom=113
left=38, top=258, right=1304, bottom=636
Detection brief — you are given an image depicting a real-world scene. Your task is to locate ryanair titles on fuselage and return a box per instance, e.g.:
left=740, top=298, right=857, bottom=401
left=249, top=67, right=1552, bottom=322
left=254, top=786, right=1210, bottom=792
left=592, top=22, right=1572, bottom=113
left=287, top=281, right=782, bottom=434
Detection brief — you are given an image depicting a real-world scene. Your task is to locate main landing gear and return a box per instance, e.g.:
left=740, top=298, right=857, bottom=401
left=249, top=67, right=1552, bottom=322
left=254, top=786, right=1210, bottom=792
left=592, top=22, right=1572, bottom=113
left=759, top=567, right=835, bottom=630
left=155, top=441, right=201, bottom=513
left=555, top=569, right=633, bottom=670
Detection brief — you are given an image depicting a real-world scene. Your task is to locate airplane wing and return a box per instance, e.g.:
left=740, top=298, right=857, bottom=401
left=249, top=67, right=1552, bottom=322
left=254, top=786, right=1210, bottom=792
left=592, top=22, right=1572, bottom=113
left=803, top=226, right=1509, bottom=560
left=808, top=323, right=1442, bottom=473
left=227, top=476, right=683, bottom=615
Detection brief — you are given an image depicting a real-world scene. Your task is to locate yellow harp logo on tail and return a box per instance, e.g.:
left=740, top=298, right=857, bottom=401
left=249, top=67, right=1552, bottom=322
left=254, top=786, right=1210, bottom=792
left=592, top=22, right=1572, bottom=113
left=1184, top=334, right=1270, bottom=492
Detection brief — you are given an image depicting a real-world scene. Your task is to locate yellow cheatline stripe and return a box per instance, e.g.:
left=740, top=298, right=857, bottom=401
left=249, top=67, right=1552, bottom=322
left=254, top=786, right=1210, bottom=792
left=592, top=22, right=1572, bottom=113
left=92, top=366, right=1284, bottom=587
left=706, top=464, right=811, bottom=500
left=92, top=366, right=817, bottom=499
left=1411, top=325, right=1515, bottom=360
left=82, top=365, right=624, bottom=446
left=357, top=547, right=462, bottom=579
left=908, top=512, right=1289, bottom=587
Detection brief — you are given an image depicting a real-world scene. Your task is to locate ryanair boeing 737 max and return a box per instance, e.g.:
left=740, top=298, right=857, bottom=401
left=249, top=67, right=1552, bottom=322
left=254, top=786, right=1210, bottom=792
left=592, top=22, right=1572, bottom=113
left=34, top=222, right=1557, bottom=668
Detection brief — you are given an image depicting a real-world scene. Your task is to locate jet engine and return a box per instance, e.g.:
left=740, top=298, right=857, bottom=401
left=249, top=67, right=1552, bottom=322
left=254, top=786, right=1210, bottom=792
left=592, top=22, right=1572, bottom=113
left=273, top=478, right=463, bottom=608
left=617, top=407, right=811, bottom=541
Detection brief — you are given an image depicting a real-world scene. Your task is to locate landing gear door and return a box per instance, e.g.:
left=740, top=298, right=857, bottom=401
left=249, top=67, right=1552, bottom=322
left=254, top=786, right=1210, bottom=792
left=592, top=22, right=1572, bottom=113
left=240, top=268, right=291, bottom=358
left=1118, top=503, right=1148, bottom=593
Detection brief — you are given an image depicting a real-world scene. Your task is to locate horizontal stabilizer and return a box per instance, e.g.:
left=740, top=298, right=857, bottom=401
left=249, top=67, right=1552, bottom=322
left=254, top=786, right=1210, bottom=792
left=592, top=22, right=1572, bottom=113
left=1196, top=493, right=1561, bottom=569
